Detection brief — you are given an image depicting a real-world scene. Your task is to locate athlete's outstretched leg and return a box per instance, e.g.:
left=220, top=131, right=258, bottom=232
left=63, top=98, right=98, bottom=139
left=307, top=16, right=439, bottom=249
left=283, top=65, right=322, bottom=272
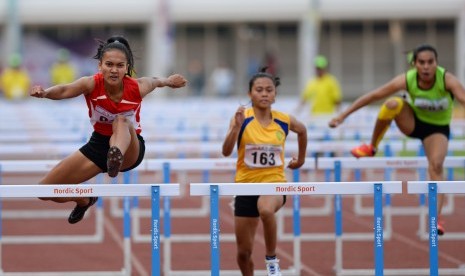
left=38, top=150, right=102, bottom=224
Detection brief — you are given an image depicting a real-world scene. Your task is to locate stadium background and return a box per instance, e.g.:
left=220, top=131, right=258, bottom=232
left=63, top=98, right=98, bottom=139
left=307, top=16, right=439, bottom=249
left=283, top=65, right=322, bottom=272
left=1, top=1, right=465, bottom=276
left=1, top=0, right=464, bottom=100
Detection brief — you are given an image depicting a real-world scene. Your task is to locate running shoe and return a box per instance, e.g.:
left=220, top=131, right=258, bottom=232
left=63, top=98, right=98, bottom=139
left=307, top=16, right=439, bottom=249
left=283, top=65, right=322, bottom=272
left=265, top=258, right=282, bottom=276
left=351, top=143, right=376, bottom=158
left=68, top=197, right=98, bottom=224
left=107, top=146, right=123, bottom=178
left=437, top=218, right=445, bottom=236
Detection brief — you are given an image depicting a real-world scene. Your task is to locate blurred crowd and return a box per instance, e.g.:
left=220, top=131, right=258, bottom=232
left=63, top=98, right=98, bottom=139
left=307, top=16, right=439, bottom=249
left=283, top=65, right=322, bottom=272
left=0, top=48, right=77, bottom=101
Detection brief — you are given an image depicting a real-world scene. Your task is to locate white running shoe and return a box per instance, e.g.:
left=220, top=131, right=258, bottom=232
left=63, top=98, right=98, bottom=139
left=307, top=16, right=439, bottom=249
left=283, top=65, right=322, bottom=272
left=265, top=258, right=282, bottom=276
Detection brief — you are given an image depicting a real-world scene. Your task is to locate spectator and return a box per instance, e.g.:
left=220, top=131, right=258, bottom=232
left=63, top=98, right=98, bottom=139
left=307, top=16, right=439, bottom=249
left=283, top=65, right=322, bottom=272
left=210, top=63, right=235, bottom=97
left=297, top=55, right=342, bottom=117
left=0, top=53, right=31, bottom=100
left=50, top=48, right=77, bottom=85
left=187, top=59, right=205, bottom=96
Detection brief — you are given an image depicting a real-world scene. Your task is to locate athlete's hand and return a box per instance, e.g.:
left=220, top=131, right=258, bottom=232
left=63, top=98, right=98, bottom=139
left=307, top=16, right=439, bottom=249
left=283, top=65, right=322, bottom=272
left=328, top=116, right=344, bottom=128
left=287, top=157, right=304, bottom=169
left=30, top=85, right=47, bottom=98
left=166, top=74, right=187, bottom=88
left=233, top=106, right=246, bottom=128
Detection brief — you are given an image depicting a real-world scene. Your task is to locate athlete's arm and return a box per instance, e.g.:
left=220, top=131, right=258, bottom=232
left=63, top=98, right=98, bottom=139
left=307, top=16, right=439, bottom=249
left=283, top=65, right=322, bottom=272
left=329, top=73, right=406, bottom=128
left=30, top=76, right=94, bottom=100
left=287, top=115, right=307, bottom=169
left=222, top=106, right=245, bottom=157
left=445, top=72, right=465, bottom=107
left=137, top=74, right=187, bottom=98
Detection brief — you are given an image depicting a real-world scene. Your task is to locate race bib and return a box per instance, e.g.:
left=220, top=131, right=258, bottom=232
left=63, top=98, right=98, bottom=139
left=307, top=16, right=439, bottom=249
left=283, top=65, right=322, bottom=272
left=413, top=97, right=449, bottom=111
left=92, top=106, right=135, bottom=124
left=244, top=144, right=283, bottom=168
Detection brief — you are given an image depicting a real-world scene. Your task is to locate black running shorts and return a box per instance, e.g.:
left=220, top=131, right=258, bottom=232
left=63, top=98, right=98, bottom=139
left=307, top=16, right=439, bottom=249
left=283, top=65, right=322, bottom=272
left=234, top=195, right=287, bottom=217
left=408, top=113, right=450, bottom=141
left=79, top=131, right=145, bottom=172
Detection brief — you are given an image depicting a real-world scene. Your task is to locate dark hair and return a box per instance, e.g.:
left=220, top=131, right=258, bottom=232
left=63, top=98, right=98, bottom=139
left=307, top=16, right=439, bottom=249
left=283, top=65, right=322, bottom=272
left=93, top=35, right=135, bottom=77
left=411, top=44, right=438, bottom=63
left=248, top=66, right=281, bottom=92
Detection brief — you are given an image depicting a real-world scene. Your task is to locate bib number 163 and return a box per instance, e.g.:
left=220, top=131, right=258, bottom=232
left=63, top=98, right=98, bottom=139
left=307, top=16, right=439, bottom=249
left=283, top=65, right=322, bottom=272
left=244, top=145, right=282, bottom=168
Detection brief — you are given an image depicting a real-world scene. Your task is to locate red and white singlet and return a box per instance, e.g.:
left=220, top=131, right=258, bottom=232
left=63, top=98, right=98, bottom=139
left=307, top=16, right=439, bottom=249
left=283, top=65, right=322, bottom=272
left=85, top=73, right=142, bottom=136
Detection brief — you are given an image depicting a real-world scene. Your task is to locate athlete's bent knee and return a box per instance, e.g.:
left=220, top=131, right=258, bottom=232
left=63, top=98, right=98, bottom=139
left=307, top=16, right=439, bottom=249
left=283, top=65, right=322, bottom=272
left=378, top=97, right=404, bottom=120
left=113, top=115, right=128, bottom=125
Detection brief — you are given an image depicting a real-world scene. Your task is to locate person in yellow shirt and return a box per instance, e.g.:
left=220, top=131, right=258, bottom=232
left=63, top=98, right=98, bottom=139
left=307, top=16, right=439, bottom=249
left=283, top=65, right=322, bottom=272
left=298, top=55, right=342, bottom=117
left=50, top=48, right=76, bottom=85
left=0, top=53, right=31, bottom=100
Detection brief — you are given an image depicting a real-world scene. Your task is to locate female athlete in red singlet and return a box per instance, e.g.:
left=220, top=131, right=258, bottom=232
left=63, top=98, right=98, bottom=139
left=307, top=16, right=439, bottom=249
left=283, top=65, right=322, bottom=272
left=30, top=35, right=187, bottom=224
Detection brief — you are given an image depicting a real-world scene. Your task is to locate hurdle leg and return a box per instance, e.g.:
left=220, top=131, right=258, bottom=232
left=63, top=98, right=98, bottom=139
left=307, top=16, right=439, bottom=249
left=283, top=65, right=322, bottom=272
left=334, top=161, right=343, bottom=275
left=163, top=194, right=172, bottom=275
left=373, top=183, right=384, bottom=276
left=151, top=186, right=161, bottom=276
left=210, top=185, right=220, bottom=276
left=292, top=194, right=301, bottom=274
left=123, top=194, right=131, bottom=276
left=428, top=183, right=439, bottom=276
left=162, top=162, right=173, bottom=274
left=334, top=194, right=343, bottom=275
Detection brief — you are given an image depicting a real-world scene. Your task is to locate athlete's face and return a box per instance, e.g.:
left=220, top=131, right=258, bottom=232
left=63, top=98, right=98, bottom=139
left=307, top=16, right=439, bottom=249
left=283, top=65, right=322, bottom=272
left=414, top=50, right=437, bottom=83
left=249, top=77, right=276, bottom=108
left=98, top=49, right=129, bottom=86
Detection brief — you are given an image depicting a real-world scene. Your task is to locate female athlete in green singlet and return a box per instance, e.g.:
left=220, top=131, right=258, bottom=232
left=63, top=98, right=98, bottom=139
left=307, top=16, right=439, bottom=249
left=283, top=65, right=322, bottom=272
left=329, top=44, right=465, bottom=236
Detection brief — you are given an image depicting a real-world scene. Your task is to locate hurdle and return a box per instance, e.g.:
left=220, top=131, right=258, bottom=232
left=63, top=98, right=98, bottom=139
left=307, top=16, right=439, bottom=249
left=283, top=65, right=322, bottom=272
left=346, top=154, right=456, bottom=217
left=280, top=141, right=402, bottom=223
left=190, top=181, right=402, bottom=276
left=407, top=181, right=465, bottom=276
left=318, top=156, right=465, bottom=240
left=0, top=183, right=179, bottom=276
left=0, top=160, right=108, bottom=244
left=123, top=158, right=314, bottom=240
left=0, top=141, right=373, bottom=159
left=313, top=158, right=397, bottom=242
left=131, top=158, right=315, bottom=275
left=128, top=158, right=236, bottom=243
left=0, top=127, right=403, bottom=144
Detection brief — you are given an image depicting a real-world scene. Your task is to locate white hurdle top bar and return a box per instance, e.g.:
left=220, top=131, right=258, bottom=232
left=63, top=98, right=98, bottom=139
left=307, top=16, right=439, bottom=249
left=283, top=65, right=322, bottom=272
left=145, top=157, right=315, bottom=171
left=408, top=181, right=465, bottom=194
left=0, top=158, right=315, bottom=173
left=190, top=182, right=402, bottom=196
left=145, top=158, right=238, bottom=171
left=318, top=156, right=465, bottom=169
left=0, top=184, right=180, bottom=198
